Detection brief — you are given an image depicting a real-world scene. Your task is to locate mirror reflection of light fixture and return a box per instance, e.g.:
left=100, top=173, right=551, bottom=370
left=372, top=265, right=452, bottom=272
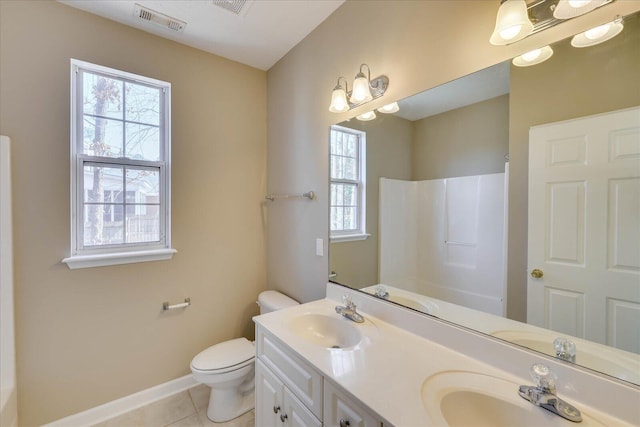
left=328, top=64, right=389, bottom=113
left=553, top=0, right=608, bottom=19
left=490, top=0, right=534, bottom=45
left=356, top=111, right=376, bottom=121
left=512, top=45, right=554, bottom=66
left=377, top=102, right=400, bottom=113
left=328, top=77, right=350, bottom=113
left=571, top=16, right=624, bottom=47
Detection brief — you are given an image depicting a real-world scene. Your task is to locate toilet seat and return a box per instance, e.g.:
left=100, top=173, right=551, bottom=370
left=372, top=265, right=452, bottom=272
left=191, top=337, right=255, bottom=374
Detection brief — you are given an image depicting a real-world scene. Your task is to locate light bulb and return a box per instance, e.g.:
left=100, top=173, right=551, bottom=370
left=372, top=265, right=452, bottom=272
left=568, top=0, right=591, bottom=7
left=329, top=87, right=349, bottom=113
left=377, top=102, right=399, bottom=114
left=350, top=75, right=373, bottom=104
left=585, top=23, right=611, bottom=40
left=521, top=49, right=542, bottom=61
left=356, top=111, right=376, bottom=121
left=500, top=25, right=523, bottom=40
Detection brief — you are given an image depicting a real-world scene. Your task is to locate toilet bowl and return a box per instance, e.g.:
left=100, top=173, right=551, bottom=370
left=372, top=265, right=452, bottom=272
left=190, top=290, right=298, bottom=422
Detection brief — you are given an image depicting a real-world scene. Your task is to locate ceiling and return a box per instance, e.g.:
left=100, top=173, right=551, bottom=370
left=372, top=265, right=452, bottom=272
left=58, top=0, right=345, bottom=71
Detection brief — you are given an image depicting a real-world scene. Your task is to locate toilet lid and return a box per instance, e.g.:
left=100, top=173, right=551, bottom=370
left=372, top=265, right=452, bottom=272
left=191, top=337, right=255, bottom=371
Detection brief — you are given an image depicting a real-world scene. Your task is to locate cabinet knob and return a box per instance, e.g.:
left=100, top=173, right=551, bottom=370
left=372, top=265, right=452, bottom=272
left=339, top=419, right=351, bottom=427
left=273, top=405, right=280, bottom=414
left=530, top=268, right=544, bottom=279
left=280, top=413, right=288, bottom=423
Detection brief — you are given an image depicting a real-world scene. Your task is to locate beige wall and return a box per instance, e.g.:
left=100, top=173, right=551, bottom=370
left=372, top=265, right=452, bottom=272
left=267, top=0, right=640, bottom=305
left=507, top=12, right=640, bottom=320
left=329, top=115, right=412, bottom=288
left=412, top=95, right=509, bottom=181
left=0, top=2, right=267, bottom=425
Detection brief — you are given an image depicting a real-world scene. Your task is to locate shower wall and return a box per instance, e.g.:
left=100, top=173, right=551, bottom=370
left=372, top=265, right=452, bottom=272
left=379, top=170, right=507, bottom=316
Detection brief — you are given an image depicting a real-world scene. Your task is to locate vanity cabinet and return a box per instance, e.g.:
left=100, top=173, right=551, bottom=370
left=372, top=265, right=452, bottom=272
left=256, top=325, right=385, bottom=427
left=256, top=359, right=322, bottom=427
left=324, top=380, right=380, bottom=427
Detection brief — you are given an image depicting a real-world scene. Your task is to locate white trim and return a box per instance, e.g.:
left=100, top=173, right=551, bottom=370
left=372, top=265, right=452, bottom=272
left=62, top=248, right=177, bottom=269
left=330, top=233, right=371, bottom=243
left=42, top=374, right=197, bottom=427
left=68, top=59, right=173, bottom=266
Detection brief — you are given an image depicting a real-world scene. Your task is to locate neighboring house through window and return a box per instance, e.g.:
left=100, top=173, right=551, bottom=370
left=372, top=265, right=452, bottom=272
left=330, top=125, right=368, bottom=242
left=63, top=59, right=176, bottom=269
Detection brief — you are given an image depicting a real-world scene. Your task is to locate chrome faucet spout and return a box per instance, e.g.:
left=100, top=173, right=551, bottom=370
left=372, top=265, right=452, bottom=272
left=519, top=364, right=582, bottom=423
left=335, top=295, right=365, bottom=323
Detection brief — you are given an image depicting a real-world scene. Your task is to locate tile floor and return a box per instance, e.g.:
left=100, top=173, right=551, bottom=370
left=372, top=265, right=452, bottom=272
left=91, top=385, right=254, bottom=427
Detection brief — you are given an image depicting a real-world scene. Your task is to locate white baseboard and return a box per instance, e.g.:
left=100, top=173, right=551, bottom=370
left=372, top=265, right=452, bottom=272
left=43, top=375, right=198, bottom=427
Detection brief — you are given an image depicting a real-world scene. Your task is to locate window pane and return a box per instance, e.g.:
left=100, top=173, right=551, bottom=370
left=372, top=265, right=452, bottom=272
left=343, top=207, right=357, bottom=230
left=125, top=123, right=160, bottom=161
left=83, top=116, right=124, bottom=157
left=345, top=135, right=357, bottom=157
left=83, top=73, right=123, bottom=120
left=343, top=157, right=357, bottom=180
left=126, top=208, right=160, bottom=243
left=125, top=82, right=160, bottom=125
left=343, top=184, right=357, bottom=206
left=84, top=204, right=124, bottom=246
left=126, top=168, right=160, bottom=197
left=331, top=207, right=344, bottom=231
left=84, top=165, right=123, bottom=203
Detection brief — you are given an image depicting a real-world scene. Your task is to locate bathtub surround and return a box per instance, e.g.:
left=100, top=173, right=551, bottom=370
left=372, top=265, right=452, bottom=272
left=0, top=1, right=266, bottom=425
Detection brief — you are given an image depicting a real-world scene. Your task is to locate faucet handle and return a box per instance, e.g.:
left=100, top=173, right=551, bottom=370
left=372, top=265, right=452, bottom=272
left=342, top=295, right=355, bottom=309
left=530, top=364, right=557, bottom=393
left=553, top=337, right=576, bottom=362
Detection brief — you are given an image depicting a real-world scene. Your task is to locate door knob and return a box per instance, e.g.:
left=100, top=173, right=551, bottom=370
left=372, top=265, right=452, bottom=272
left=531, top=269, right=544, bottom=279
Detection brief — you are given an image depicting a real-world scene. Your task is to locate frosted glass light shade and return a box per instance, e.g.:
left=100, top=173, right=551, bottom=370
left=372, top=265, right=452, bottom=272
left=553, top=0, right=607, bottom=19
left=350, top=75, right=373, bottom=104
left=490, top=0, right=534, bottom=45
left=571, top=19, right=623, bottom=47
left=356, top=111, right=376, bottom=121
left=377, top=102, right=399, bottom=114
left=329, top=87, right=349, bottom=113
left=512, top=45, right=554, bottom=67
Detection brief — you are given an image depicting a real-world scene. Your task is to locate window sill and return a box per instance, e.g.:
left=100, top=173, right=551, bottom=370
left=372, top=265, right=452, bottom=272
left=330, top=233, right=370, bottom=243
left=62, top=248, right=177, bottom=269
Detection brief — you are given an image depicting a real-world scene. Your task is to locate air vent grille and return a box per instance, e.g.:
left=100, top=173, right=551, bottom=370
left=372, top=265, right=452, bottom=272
left=212, top=0, right=254, bottom=17
left=133, top=4, right=186, bottom=33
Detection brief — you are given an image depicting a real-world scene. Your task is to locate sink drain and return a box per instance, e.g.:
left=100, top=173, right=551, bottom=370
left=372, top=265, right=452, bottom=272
left=331, top=345, right=341, bottom=349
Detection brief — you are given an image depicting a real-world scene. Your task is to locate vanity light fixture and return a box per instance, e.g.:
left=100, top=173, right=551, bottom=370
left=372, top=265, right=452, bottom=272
left=377, top=102, right=400, bottom=114
left=490, top=0, right=615, bottom=45
left=328, top=64, right=389, bottom=113
left=490, top=0, right=534, bottom=45
left=553, top=0, right=608, bottom=19
left=356, top=111, right=377, bottom=121
left=571, top=16, right=624, bottom=47
left=512, top=45, right=554, bottom=66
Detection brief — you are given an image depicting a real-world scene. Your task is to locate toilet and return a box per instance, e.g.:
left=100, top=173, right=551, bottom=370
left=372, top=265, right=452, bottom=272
left=190, top=290, right=299, bottom=422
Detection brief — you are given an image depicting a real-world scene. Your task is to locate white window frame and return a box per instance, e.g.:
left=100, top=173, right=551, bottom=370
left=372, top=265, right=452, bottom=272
left=62, top=59, right=176, bottom=269
left=329, top=125, right=369, bottom=243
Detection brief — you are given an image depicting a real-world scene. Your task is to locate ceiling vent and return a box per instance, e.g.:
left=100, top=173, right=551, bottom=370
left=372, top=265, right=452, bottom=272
left=133, top=4, right=186, bottom=33
left=211, top=0, right=255, bottom=17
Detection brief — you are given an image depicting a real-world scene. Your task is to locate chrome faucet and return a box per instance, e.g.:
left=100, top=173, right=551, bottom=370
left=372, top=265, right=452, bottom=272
left=373, top=285, right=389, bottom=299
left=519, top=364, right=582, bottom=423
left=554, top=337, right=577, bottom=363
left=335, top=295, right=365, bottom=323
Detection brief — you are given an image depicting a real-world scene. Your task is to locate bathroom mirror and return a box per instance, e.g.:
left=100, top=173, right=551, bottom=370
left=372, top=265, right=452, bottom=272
left=329, top=11, right=640, bottom=385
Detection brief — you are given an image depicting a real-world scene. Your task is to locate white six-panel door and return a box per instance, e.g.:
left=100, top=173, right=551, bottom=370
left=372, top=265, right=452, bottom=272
left=528, top=107, right=640, bottom=353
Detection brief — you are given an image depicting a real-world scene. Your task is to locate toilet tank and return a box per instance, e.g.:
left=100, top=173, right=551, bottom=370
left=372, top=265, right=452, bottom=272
left=258, top=290, right=298, bottom=314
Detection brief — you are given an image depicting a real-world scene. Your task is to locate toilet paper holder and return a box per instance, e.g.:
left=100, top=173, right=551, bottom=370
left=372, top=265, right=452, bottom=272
left=163, top=298, right=191, bottom=311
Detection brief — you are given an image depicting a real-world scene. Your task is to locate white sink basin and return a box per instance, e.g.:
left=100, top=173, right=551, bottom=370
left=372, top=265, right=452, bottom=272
left=491, top=330, right=640, bottom=384
left=421, top=371, right=608, bottom=426
left=288, top=314, right=362, bottom=349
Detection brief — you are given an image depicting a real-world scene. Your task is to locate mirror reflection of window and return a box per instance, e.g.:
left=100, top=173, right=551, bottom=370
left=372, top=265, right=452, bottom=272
left=330, top=125, right=367, bottom=242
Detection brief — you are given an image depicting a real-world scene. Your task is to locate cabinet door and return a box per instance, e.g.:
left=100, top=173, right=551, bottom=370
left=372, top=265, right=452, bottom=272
left=283, top=387, right=322, bottom=427
left=324, top=380, right=380, bottom=427
left=256, top=359, right=284, bottom=427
